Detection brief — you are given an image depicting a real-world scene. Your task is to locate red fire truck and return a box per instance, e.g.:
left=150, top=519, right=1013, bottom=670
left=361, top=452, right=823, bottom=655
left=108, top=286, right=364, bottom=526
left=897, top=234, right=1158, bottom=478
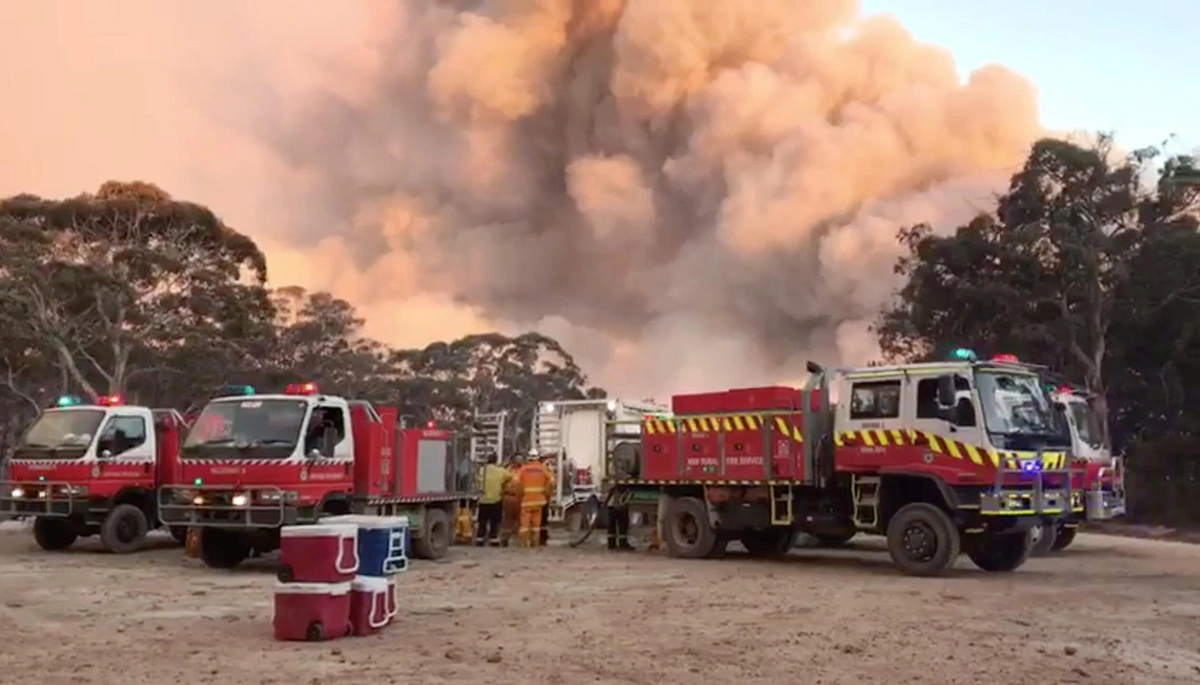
left=603, top=356, right=1085, bottom=576
left=157, top=382, right=472, bottom=569
left=0, top=395, right=189, bottom=552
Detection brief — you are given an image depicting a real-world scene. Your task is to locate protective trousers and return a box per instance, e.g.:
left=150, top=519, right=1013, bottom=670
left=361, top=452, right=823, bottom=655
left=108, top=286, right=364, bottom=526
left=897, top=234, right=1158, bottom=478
left=518, top=504, right=544, bottom=547
left=607, top=505, right=632, bottom=550
left=500, top=495, right=521, bottom=546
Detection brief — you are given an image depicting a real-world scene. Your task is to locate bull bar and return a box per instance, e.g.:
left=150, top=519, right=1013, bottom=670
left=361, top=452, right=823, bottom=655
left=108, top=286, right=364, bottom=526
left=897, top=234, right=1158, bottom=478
left=157, top=484, right=293, bottom=528
left=0, top=481, right=85, bottom=518
left=979, top=449, right=1085, bottom=518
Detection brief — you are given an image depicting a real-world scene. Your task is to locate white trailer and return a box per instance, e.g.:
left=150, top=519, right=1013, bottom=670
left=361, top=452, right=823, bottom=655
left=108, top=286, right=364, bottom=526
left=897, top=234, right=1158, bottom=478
left=532, top=398, right=670, bottom=530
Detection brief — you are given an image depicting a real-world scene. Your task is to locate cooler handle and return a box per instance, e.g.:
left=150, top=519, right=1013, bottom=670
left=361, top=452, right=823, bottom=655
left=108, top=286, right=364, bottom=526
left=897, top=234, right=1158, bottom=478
left=369, top=590, right=390, bottom=628
left=386, top=583, right=398, bottom=619
left=335, top=532, right=360, bottom=575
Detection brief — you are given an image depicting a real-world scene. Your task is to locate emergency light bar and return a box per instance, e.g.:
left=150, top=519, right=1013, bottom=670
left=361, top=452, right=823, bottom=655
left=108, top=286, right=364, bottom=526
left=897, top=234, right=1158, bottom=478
left=991, top=353, right=1020, bottom=363
left=220, top=384, right=256, bottom=397
left=96, top=394, right=124, bottom=406
left=284, top=382, right=319, bottom=396
left=950, top=348, right=977, bottom=361
left=55, top=395, right=83, bottom=407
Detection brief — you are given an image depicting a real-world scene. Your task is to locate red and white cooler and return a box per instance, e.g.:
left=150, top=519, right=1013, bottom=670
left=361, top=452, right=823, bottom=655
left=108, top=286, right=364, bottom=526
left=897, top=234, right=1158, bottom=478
left=349, top=576, right=391, bottom=637
left=278, top=523, right=359, bottom=584
left=273, top=581, right=352, bottom=642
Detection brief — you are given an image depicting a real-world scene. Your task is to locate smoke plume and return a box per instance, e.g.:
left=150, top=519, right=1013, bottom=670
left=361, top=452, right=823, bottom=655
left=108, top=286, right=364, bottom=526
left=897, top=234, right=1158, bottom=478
left=1, top=1, right=1041, bottom=396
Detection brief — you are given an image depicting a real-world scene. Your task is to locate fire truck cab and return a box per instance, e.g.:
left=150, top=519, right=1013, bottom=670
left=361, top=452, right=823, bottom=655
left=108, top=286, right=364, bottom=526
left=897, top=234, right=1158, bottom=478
left=0, top=395, right=188, bottom=553
left=1029, top=386, right=1125, bottom=553
left=158, top=383, right=470, bottom=569
left=606, top=353, right=1084, bottom=576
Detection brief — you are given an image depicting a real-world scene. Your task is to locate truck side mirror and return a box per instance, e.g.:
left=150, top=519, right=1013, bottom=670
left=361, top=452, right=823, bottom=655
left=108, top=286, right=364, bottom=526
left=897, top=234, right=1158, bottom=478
left=954, top=398, right=977, bottom=427
left=319, top=428, right=337, bottom=457
left=936, top=375, right=956, bottom=407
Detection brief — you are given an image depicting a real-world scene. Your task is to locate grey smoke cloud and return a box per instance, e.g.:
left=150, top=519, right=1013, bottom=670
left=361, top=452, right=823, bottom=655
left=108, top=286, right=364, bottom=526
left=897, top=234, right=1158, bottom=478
left=1, top=0, right=1042, bottom=396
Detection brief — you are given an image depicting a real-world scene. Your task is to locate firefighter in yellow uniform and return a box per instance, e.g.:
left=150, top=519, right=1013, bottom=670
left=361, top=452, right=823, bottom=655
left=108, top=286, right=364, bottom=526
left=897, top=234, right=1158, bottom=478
left=516, top=451, right=554, bottom=547
left=499, top=457, right=524, bottom=547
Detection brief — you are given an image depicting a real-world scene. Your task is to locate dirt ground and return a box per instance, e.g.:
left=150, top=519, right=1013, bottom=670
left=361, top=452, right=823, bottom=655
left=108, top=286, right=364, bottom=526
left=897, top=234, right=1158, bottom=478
left=1, top=523, right=1198, bottom=685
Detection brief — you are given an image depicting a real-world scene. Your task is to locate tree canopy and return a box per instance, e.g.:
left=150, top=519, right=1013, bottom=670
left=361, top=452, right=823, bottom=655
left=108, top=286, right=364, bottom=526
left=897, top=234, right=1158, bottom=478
left=0, top=182, right=604, bottom=457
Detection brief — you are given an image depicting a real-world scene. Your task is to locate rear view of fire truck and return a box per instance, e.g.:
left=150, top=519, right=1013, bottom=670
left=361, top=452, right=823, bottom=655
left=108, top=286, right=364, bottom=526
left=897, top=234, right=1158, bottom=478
left=604, top=354, right=1083, bottom=576
left=0, top=395, right=188, bottom=553
left=158, top=383, right=471, bottom=569
left=532, top=398, right=669, bottom=532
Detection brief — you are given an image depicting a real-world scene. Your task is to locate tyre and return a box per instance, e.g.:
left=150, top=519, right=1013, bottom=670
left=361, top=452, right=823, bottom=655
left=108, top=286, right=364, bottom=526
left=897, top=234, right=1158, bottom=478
left=663, top=496, right=717, bottom=559
left=885, top=503, right=961, bottom=577
left=198, top=528, right=250, bottom=569
left=1028, top=522, right=1058, bottom=557
left=741, top=528, right=796, bottom=557
left=100, top=504, right=149, bottom=554
left=967, top=531, right=1032, bottom=572
left=1051, top=525, right=1077, bottom=551
left=412, top=507, right=451, bottom=560
left=33, top=517, right=78, bottom=551
left=169, top=526, right=188, bottom=546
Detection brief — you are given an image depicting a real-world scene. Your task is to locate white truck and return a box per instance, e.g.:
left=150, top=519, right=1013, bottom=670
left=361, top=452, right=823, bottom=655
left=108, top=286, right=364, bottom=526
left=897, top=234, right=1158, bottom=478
left=532, top=398, right=670, bottom=531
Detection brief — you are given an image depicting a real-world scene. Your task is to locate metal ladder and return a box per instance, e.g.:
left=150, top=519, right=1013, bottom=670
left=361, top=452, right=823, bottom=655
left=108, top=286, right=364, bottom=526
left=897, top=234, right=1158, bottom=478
left=469, top=411, right=507, bottom=463
left=533, top=409, right=567, bottom=522
left=851, top=475, right=881, bottom=528
left=769, top=483, right=794, bottom=525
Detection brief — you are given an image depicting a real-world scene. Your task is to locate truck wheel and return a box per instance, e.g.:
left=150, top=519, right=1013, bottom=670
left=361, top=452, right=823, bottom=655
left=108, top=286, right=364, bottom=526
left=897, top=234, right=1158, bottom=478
left=100, top=504, right=149, bottom=554
left=967, top=531, right=1031, bottom=572
left=664, top=496, right=717, bottom=559
left=1029, top=522, right=1058, bottom=557
left=169, top=526, right=188, bottom=546
left=33, top=517, right=78, bottom=551
left=413, top=507, right=451, bottom=560
left=885, top=503, right=960, bottom=577
left=741, top=528, right=795, bottom=557
left=198, top=528, right=250, bottom=569
left=1051, top=525, right=1077, bottom=551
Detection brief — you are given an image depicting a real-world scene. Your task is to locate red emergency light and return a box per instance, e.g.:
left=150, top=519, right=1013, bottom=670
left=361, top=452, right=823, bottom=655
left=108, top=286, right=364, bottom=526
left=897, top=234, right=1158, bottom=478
left=992, top=354, right=1020, bottom=363
left=425, top=420, right=436, bottom=429
left=96, top=394, right=124, bottom=406
left=284, top=382, right=319, bottom=396
left=1055, top=386, right=1073, bottom=395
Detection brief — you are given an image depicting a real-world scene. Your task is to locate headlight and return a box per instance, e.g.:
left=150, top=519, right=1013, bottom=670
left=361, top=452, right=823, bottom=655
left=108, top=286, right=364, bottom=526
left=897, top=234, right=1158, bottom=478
left=231, top=494, right=248, bottom=507
left=10, top=487, right=25, bottom=499
left=192, top=495, right=206, bottom=506
left=37, top=490, right=47, bottom=499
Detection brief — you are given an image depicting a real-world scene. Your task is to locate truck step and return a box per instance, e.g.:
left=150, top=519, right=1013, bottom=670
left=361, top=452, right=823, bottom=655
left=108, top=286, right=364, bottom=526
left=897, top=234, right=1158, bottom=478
left=851, top=475, right=881, bottom=529
left=769, top=484, right=794, bottom=526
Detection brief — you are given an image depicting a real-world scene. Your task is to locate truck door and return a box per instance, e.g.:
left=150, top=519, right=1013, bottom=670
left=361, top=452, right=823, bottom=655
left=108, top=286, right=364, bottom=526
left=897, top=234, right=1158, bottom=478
left=94, top=411, right=155, bottom=482
left=910, top=373, right=983, bottom=449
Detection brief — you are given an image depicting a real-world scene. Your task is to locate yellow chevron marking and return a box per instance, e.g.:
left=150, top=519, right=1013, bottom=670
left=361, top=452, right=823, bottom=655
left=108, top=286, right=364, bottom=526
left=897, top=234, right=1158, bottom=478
left=925, top=433, right=943, bottom=453
left=891, top=429, right=904, bottom=444
left=774, top=417, right=787, bottom=433
left=792, top=427, right=803, bottom=442
left=834, top=432, right=845, bottom=446
left=861, top=431, right=875, bottom=447
left=986, top=450, right=1000, bottom=467
left=906, top=429, right=918, bottom=443
left=873, top=430, right=888, bottom=446
left=732, top=415, right=745, bottom=431
left=963, top=443, right=985, bottom=466
left=945, top=439, right=962, bottom=459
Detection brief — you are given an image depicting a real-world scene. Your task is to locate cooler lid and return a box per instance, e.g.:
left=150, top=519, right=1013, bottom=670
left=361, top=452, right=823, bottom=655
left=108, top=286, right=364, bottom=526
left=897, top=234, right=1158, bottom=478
left=356, top=516, right=410, bottom=529
left=351, top=575, right=391, bottom=591
left=274, top=581, right=351, bottom=596
left=280, top=523, right=358, bottom=538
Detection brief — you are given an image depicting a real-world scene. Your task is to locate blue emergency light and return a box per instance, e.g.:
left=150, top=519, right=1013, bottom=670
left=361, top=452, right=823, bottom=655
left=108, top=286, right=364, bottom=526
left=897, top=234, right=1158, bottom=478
left=950, top=348, right=977, bottom=361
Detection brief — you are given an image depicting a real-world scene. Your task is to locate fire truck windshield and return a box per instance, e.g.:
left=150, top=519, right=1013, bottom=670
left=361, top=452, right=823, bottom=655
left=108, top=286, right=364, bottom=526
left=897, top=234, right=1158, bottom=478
left=13, top=409, right=105, bottom=459
left=1067, top=400, right=1103, bottom=449
left=974, top=371, right=1068, bottom=450
left=181, top=398, right=307, bottom=458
